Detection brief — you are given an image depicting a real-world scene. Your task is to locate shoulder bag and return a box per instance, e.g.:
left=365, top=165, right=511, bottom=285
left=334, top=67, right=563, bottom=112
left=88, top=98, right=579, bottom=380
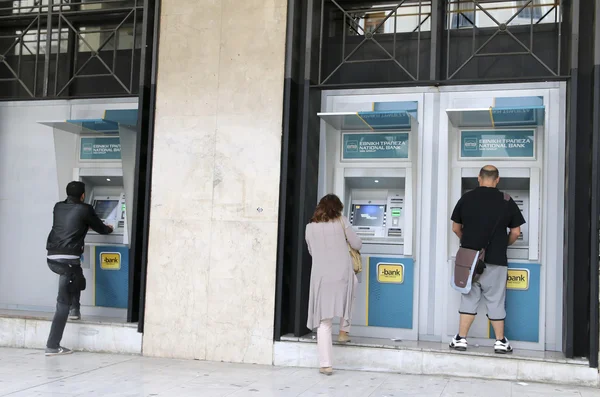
left=452, top=192, right=510, bottom=294
left=338, top=217, right=362, bottom=274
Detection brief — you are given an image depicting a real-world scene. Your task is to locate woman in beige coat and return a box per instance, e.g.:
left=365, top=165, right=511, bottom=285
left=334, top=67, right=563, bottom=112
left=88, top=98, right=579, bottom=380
left=305, top=194, right=362, bottom=375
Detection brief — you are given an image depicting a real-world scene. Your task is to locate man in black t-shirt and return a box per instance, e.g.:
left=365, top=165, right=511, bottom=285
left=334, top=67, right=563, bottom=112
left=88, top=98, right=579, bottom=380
left=449, top=165, right=526, bottom=354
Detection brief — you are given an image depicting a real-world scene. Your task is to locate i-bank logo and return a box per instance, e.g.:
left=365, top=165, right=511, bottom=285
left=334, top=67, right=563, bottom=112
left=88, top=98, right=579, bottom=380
left=506, top=268, right=529, bottom=290
left=346, top=140, right=358, bottom=152
left=100, top=252, right=121, bottom=270
left=377, top=263, right=404, bottom=284
left=463, top=137, right=478, bottom=151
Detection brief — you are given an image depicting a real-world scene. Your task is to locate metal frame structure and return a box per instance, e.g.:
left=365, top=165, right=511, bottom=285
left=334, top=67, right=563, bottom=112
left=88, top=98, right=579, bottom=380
left=319, top=0, right=433, bottom=84
left=0, top=0, right=143, bottom=99
left=445, top=0, right=563, bottom=79
left=315, top=0, right=566, bottom=87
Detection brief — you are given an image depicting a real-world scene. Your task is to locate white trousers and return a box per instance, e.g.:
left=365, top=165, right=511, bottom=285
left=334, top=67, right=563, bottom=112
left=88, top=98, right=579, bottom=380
left=316, top=274, right=357, bottom=368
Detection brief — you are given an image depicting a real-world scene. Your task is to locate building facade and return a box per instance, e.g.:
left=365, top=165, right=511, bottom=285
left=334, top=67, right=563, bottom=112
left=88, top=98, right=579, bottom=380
left=1, top=0, right=600, bottom=383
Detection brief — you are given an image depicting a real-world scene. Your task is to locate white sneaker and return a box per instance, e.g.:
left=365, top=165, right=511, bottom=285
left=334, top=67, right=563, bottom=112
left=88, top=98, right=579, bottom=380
left=449, top=335, right=468, bottom=351
left=494, top=338, right=513, bottom=354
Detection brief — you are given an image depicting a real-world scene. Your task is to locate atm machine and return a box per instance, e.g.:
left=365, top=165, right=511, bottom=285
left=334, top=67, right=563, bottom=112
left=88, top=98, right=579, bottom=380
left=441, top=92, right=563, bottom=351
left=318, top=96, right=421, bottom=340
left=84, top=189, right=127, bottom=246
left=40, top=108, right=138, bottom=316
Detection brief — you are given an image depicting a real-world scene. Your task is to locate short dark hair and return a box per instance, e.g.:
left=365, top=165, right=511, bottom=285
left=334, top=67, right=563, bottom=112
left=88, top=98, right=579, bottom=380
left=311, top=194, right=344, bottom=223
left=66, top=181, right=85, bottom=198
left=479, top=166, right=499, bottom=180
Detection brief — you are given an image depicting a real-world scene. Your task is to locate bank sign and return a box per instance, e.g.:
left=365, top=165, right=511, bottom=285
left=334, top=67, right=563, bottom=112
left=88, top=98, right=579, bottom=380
left=343, top=133, right=409, bottom=160
left=80, top=137, right=122, bottom=160
left=100, top=252, right=121, bottom=270
left=506, top=268, right=529, bottom=290
left=377, top=263, right=404, bottom=284
left=460, top=130, right=535, bottom=159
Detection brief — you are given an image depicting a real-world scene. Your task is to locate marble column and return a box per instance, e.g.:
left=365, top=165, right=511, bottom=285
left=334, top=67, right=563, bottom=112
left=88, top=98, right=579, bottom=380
left=143, top=0, right=287, bottom=364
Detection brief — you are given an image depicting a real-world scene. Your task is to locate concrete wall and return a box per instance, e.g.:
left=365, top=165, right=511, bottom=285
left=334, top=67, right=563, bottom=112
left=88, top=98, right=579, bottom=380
left=143, top=1, right=287, bottom=364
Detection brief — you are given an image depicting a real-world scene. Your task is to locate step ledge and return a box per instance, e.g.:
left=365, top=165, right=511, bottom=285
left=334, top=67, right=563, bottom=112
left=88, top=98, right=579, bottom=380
left=0, top=316, right=142, bottom=355
left=280, top=335, right=588, bottom=366
left=0, top=313, right=137, bottom=328
left=274, top=340, right=599, bottom=387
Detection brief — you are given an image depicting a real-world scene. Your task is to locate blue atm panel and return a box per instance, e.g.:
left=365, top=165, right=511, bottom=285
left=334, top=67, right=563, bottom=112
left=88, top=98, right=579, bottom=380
left=95, top=246, right=129, bottom=309
left=490, top=262, right=541, bottom=342
left=367, top=257, right=414, bottom=329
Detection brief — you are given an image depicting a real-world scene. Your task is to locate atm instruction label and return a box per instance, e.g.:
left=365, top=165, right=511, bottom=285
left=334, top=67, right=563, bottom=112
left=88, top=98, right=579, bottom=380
left=506, top=268, right=529, bottom=290
left=377, top=263, right=404, bottom=284
left=100, top=252, right=121, bottom=270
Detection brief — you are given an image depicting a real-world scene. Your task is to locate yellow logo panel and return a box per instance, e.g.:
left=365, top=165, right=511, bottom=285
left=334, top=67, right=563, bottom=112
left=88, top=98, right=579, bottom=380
left=377, top=263, right=404, bottom=284
left=100, top=252, right=121, bottom=270
left=507, top=268, right=529, bottom=290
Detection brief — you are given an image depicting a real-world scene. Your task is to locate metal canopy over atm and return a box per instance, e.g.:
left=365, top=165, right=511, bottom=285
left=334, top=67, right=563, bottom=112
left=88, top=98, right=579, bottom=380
left=318, top=110, right=417, bottom=131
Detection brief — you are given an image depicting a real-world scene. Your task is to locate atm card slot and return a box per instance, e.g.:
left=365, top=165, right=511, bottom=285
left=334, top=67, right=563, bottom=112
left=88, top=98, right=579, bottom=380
left=387, top=228, right=403, bottom=237
left=357, top=231, right=376, bottom=237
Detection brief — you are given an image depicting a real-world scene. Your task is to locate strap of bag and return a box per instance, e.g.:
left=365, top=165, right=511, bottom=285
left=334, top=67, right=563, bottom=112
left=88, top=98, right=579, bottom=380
left=482, top=192, right=511, bottom=250
left=338, top=217, right=349, bottom=242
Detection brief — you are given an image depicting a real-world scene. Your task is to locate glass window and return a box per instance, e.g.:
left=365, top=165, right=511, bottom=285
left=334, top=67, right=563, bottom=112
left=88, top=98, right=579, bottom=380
left=450, top=0, right=475, bottom=29
left=517, top=0, right=543, bottom=20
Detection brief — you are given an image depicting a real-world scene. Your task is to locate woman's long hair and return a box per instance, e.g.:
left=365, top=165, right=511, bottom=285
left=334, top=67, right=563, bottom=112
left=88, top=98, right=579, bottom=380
left=311, top=194, right=344, bottom=223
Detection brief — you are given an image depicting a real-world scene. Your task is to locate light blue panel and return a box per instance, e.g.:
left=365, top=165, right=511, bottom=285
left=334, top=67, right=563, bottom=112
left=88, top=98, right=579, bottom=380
left=358, top=111, right=412, bottom=130
left=343, top=133, right=409, bottom=159
left=489, top=262, right=540, bottom=343
left=491, top=106, right=545, bottom=127
left=67, top=119, right=119, bottom=133
left=104, top=109, right=138, bottom=127
left=368, top=257, right=414, bottom=329
left=495, top=96, right=543, bottom=107
left=95, top=246, right=129, bottom=309
left=338, top=114, right=374, bottom=130
left=373, top=101, right=418, bottom=119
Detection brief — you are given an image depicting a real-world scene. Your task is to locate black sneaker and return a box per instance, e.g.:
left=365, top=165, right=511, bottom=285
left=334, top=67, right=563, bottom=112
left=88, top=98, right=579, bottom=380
left=45, top=347, right=73, bottom=356
left=449, top=335, right=468, bottom=351
left=69, top=309, right=81, bottom=320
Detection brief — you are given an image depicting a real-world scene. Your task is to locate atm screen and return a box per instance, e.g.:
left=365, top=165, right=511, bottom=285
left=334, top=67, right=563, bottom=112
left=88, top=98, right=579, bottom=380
left=93, top=200, right=119, bottom=220
left=352, top=204, right=386, bottom=227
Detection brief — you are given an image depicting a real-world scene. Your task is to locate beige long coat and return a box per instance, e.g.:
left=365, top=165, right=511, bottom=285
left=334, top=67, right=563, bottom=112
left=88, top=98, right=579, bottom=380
left=305, top=216, right=363, bottom=330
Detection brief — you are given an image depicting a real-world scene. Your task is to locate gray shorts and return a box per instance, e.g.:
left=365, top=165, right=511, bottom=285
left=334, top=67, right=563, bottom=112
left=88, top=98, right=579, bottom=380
left=459, top=263, right=507, bottom=321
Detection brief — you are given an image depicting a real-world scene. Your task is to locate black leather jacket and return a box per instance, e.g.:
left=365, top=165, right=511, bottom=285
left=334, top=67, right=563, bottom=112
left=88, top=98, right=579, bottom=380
left=46, top=197, right=113, bottom=256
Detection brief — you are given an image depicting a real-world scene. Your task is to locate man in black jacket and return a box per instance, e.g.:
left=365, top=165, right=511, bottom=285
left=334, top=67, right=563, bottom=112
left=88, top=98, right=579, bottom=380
left=45, top=181, right=113, bottom=356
